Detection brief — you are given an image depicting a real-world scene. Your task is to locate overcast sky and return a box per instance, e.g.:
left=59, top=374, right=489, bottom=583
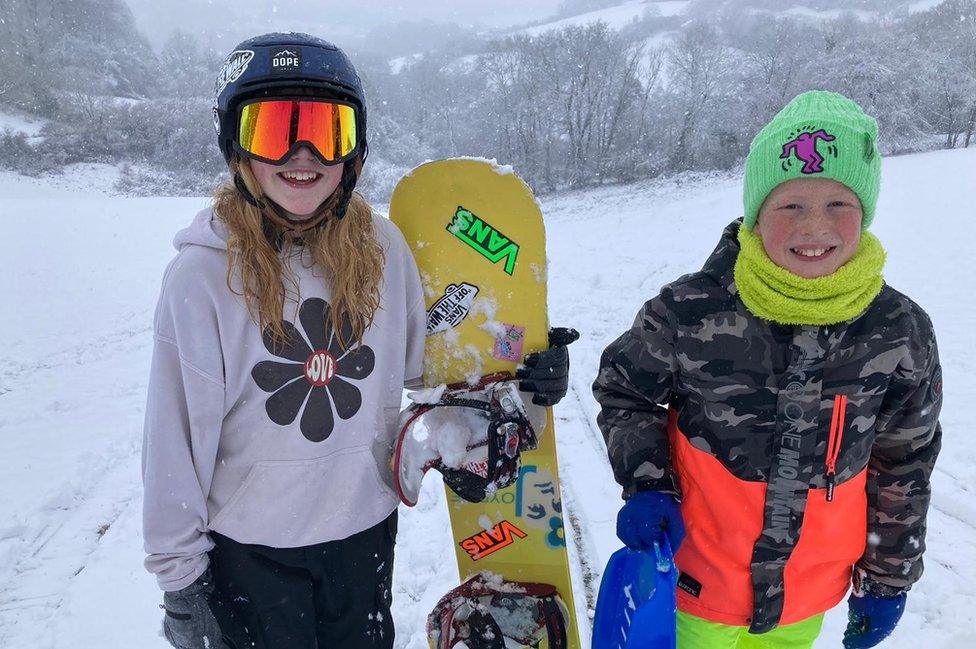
left=126, top=0, right=566, bottom=50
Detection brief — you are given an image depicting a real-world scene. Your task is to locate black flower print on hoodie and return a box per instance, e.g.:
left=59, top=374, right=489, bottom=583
left=251, top=297, right=375, bottom=442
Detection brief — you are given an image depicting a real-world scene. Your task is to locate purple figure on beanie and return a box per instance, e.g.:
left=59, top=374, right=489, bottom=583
left=781, top=129, right=836, bottom=174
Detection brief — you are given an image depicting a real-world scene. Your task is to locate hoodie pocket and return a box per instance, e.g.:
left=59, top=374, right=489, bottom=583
left=209, top=445, right=396, bottom=546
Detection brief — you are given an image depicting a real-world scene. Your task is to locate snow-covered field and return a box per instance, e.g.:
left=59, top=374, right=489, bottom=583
left=0, top=147, right=973, bottom=647
left=0, top=110, right=47, bottom=138
left=518, top=0, right=688, bottom=36
left=514, top=0, right=949, bottom=38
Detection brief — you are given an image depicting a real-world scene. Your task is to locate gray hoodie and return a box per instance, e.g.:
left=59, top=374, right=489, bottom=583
left=142, top=208, right=425, bottom=591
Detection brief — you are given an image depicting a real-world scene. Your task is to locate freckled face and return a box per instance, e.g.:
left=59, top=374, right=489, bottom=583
left=753, top=178, right=863, bottom=278
left=249, top=146, right=343, bottom=218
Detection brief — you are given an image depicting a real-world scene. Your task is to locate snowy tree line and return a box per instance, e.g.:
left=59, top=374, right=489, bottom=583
left=374, top=0, right=976, bottom=193
left=0, top=0, right=973, bottom=198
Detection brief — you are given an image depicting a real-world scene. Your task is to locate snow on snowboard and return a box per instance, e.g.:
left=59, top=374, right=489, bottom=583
left=389, top=158, right=582, bottom=648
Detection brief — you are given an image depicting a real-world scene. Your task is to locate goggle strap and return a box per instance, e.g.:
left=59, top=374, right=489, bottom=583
left=231, top=171, right=333, bottom=242
left=333, top=158, right=358, bottom=219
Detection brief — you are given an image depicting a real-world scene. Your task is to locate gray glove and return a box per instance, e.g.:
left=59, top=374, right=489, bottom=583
left=161, top=568, right=224, bottom=649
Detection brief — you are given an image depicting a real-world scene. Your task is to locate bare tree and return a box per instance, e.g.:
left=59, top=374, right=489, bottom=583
left=666, top=21, right=735, bottom=171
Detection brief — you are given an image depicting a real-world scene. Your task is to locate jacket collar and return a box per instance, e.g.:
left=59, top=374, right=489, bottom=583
left=701, top=218, right=743, bottom=296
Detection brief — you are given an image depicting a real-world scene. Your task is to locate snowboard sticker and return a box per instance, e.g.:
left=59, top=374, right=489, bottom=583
left=390, top=159, right=582, bottom=648
left=427, top=282, right=480, bottom=335
left=492, top=324, right=525, bottom=362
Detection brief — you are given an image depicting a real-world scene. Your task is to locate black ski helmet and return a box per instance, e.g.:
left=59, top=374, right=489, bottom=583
left=213, top=32, right=368, bottom=222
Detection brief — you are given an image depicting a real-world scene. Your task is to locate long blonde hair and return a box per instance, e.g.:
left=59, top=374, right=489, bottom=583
left=214, top=159, right=385, bottom=348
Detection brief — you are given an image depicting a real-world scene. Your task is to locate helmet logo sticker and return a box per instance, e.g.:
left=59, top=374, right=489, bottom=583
left=214, top=49, right=254, bottom=101
left=271, top=48, right=302, bottom=73
left=779, top=127, right=837, bottom=174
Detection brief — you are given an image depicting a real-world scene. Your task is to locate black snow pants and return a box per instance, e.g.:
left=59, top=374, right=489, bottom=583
left=207, top=511, right=397, bottom=649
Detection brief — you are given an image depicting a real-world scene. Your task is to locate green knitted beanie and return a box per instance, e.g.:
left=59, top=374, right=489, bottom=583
left=742, top=90, right=881, bottom=231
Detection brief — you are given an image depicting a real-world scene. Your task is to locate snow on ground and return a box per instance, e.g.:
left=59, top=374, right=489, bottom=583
left=779, top=6, right=878, bottom=22
left=0, top=164, right=122, bottom=201
left=907, top=0, right=947, bottom=13
left=753, top=0, right=946, bottom=22
left=389, top=53, right=425, bottom=75
left=0, top=147, right=973, bottom=647
left=0, top=110, right=47, bottom=137
left=644, top=0, right=688, bottom=17
left=519, top=1, right=688, bottom=37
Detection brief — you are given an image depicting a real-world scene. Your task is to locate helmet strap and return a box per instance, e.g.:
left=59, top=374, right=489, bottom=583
left=231, top=147, right=364, bottom=251
left=231, top=171, right=337, bottom=251
left=333, top=156, right=361, bottom=219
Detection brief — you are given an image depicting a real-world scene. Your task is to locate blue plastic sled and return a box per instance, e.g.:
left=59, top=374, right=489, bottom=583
left=591, top=539, right=678, bottom=649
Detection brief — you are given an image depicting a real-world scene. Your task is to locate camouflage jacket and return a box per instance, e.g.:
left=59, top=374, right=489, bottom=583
left=593, top=220, right=942, bottom=632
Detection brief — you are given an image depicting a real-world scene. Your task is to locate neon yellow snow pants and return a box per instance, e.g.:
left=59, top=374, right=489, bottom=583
left=677, top=611, right=825, bottom=649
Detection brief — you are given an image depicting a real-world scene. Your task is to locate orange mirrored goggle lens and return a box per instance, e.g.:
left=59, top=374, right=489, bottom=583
left=238, top=100, right=358, bottom=163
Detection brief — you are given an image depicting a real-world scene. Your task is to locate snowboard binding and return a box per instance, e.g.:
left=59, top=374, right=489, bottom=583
left=428, top=573, right=569, bottom=649
left=393, top=373, right=543, bottom=506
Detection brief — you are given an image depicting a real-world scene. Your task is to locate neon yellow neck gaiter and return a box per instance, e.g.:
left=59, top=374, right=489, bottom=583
left=733, top=227, right=886, bottom=326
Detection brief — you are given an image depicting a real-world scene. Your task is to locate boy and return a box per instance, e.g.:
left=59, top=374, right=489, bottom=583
left=593, top=91, right=942, bottom=649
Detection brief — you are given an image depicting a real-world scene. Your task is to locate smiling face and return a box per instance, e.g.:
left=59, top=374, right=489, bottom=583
left=249, top=146, right=344, bottom=218
left=753, top=178, right=863, bottom=278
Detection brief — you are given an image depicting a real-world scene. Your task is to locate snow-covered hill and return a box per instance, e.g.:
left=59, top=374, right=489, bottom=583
left=507, top=0, right=951, bottom=40
left=0, top=111, right=46, bottom=137
left=0, top=147, right=973, bottom=647
left=517, top=0, right=689, bottom=37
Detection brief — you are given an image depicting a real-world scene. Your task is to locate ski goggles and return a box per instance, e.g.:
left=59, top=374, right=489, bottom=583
left=235, top=98, right=360, bottom=165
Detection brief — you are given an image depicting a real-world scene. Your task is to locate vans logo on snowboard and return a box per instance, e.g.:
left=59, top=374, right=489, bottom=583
left=271, top=48, right=301, bottom=72
left=214, top=49, right=254, bottom=99
left=447, top=206, right=520, bottom=275
left=427, top=282, right=480, bottom=336
left=460, top=520, right=528, bottom=561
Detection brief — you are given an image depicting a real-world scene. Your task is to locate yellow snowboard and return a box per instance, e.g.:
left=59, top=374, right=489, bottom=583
left=390, top=158, right=581, bottom=648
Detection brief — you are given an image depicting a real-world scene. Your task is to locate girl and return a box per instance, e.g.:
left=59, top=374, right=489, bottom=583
left=141, top=32, right=573, bottom=649
left=594, top=91, right=942, bottom=649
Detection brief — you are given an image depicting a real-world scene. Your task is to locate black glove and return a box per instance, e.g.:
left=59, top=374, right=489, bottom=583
left=161, top=568, right=224, bottom=649
left=516, top=327, right=580, bottom=406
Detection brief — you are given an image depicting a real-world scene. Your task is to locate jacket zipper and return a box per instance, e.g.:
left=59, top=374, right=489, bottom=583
left=825, top=394, right=848, bottom=502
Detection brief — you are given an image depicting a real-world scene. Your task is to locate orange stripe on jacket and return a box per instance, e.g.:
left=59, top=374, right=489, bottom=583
left=668, top=410, right=867, bottom=627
